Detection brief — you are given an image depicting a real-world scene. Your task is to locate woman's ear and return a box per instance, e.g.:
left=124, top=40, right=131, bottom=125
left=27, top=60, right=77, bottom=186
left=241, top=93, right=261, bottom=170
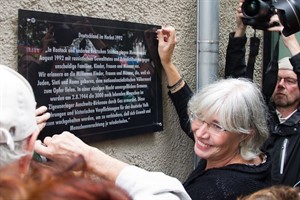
left=240, top=129, right=254, bottom=144
left=18, top=130, right=40, bottom=175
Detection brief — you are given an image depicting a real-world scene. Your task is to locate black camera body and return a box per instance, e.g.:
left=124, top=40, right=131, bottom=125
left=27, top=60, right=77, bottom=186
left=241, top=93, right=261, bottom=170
left=242, top=0, right=300, bottom=36
left=242, top=0, right=275, bottom=30
left=274, top=0, right=300, bottom=36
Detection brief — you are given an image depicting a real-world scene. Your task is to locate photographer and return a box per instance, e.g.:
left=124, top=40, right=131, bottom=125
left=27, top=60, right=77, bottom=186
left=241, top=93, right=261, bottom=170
left=225, top=0, right=300, bottom=186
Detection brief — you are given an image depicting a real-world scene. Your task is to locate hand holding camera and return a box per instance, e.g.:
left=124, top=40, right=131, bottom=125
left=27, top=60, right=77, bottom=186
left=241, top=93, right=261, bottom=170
left=234, top=0, right=248, bottom=37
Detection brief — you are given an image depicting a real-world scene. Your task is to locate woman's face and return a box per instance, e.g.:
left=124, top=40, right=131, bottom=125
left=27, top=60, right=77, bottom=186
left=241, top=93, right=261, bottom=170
left=191, top=113, right=244, bottom=167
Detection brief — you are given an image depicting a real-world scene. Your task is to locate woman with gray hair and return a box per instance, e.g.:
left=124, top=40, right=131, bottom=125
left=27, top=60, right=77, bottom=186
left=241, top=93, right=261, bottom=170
left=188, top=78, right=269, bottom=162
left=157, top=26, right=271, bottom=199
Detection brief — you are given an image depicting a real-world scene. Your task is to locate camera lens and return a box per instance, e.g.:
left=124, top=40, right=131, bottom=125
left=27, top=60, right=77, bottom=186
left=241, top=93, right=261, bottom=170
left=242, top=0, right=272, bottom=18
left=273, top=0, right=300, bottom=36
left=243, top=0, right=260, bottom=17
left=241, top=0, right=275, bottom=30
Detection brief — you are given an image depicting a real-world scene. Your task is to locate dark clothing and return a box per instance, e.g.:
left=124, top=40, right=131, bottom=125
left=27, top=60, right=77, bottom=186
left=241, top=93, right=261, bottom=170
left=169, top=84, right=194, bottom=140
left=169, top=84, right=272, bottom=200
left=226, top=32, right=300, bottom=186
left=184, top=157, right=271, bottom=200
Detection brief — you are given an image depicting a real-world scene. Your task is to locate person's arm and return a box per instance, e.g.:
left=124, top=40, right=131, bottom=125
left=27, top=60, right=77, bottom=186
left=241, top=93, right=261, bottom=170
left=225, top=0, right=248, bottom=78
left=268, top=15, right=300, bottom=57
left=282, top=34, right=300, bottom=89
left=279, top=23, right=300, bottom=74
left=156, top=27, right=193, bottom=138
left=290, top=52, right=300, bottom=88
left=34, top=132, right=191, bottom=200
left=263, top=15, right=300, bottom=100
left=168, top=84, right=194, bottom=139
left=282, top=35, right=300, bottom=57
left=225, top=33, right=248, bottom=78
left=157, top=26, right=185, bottom=92
left=234, top=0, right=247, bottom=38
left=116, top=165, right=191, bottom=200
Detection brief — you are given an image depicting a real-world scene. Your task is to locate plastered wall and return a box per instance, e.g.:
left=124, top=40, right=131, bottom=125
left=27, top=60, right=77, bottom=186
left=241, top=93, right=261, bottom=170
left=0, top=0, right=264, bottom=182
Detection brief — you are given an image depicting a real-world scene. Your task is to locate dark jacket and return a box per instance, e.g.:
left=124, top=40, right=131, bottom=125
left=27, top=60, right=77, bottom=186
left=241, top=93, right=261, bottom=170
left=225, top=32, right=300, bottom=186
left=169, top=84, right=271, bottom=200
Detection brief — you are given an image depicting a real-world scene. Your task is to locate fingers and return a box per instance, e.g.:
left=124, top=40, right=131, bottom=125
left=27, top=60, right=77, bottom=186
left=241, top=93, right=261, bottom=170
left=35, top=106, right=51, bottom=131
left=34, top=139, right=50, bottom=156
left=35, top=106, right=48, bottom=116
left=156, top=29, right=165, bottom=43
left=156, top=26, right=176, bottom=44
left=34, top=137, right=77, bottom=170
left=35, top=134, right=71, bottom=162
left=267, top=23, right=283, bottom=32
left=36, top=132, right=88, bottom=163
left=162, top=26, right=176, bottom=43
left=270, top=14, right=279, bottom=22
left=156, top=26, right=177, bottom=66
left=237, top=2, right=243, bottom=14
left=267, top=14, right=283, bottom=32
left=267, top=26, right=283, bottom=32
left=36, top=112, right=51, bottom=124
left=43, top=135, right=55, bottom=146
left=236, top=1, right=245, bottom=22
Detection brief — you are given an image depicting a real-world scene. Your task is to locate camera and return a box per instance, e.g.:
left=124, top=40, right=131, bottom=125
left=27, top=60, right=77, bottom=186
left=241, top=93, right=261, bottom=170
left=33, top=152, right=48, bottom=163
left=274, top=0, right=300, bottom=36
left=242, top=0, right=300, bottom=36
left=242, top=0, right=275, bottom=30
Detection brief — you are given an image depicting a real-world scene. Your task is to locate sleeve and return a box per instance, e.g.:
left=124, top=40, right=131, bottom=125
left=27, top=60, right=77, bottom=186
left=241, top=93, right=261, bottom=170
left=262, top=57, right=278, bottom=103
left=225, top=32, right=248, bottom=78
left=116, top=165, right=191, bottom=200
left=290, top=52, right=300, bottom=88
left=168, top=83, right=194, bottom=140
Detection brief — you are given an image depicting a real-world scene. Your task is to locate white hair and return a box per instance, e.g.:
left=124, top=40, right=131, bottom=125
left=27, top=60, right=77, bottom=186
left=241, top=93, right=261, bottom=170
left=0, top=139, right=30, bottom=168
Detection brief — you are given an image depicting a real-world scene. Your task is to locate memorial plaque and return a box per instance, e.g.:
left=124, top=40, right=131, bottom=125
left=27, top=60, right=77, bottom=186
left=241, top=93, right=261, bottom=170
left=18, top=9, right=163, bottom=142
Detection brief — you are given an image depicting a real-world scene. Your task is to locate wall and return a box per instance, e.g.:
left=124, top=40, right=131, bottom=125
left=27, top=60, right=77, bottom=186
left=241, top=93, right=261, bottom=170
left=0, top=0, right=264, bottom=182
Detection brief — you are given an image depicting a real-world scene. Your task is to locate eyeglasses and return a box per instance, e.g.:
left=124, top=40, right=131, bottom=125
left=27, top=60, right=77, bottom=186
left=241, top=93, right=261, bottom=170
left=189, top=111, right=226, bottom=135
left=277, top=76, right=297, bottom=85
